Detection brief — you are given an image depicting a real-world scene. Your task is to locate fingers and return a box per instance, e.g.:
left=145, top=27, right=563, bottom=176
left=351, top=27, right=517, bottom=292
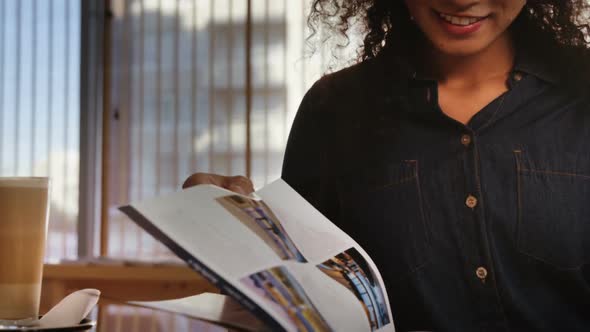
left=182, top=173, right=225, bottom=189
left=182, top=173, right=254, bottom=195
left=224, top=176, right=255, bottom=195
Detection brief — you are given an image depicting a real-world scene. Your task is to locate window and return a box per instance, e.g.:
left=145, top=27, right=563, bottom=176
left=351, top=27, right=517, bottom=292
left=105, top=0, right=360, bottom=260
left=0, top=0, right=81, bottom=261
left=0, top=0, right=362, bottom=264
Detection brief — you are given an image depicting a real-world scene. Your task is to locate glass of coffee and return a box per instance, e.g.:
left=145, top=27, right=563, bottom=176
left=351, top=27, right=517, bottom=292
left=0, top=177, right=50, bottom=325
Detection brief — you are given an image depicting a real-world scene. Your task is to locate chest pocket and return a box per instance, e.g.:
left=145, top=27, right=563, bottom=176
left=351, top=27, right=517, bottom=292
left=515, top=150, right=590, bottom=270
left=337, top=160, right=430, bottom=282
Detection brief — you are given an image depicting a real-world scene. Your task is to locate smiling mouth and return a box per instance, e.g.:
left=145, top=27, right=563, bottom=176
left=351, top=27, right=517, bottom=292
left=436, top=11, right=488, bottom=26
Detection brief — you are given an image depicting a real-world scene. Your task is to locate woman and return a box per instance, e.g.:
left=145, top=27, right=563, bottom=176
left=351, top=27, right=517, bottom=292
left=184, top=1, right=590, bottom=330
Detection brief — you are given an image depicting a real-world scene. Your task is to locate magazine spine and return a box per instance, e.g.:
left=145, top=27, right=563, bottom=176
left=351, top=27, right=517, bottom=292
left=119, top=205, right=286, bottom=332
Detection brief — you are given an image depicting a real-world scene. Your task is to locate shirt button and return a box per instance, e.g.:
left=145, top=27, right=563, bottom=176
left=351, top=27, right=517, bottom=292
left=513, top=71, right=523, bottom=82
left=476, top=267, right=488, bottom=280
left=465, top=195, right=478, bottom=208
left=460, top=134, right=472, bottom=147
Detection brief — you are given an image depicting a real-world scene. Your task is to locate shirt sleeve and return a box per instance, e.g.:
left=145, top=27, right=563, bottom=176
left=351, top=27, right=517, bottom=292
left=281, top=81, right=341, bottom=225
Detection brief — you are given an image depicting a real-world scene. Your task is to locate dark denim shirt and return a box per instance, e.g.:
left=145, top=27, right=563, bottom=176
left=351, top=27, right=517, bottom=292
left=281, top=49, right=590, bottom=331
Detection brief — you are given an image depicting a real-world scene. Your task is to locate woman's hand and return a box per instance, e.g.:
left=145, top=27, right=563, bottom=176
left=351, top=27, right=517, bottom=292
left=182, top=173, right=255, bottom=195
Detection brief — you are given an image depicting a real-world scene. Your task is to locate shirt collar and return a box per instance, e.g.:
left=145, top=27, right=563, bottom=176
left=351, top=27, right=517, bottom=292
left=377, top=42, right=559, bottom=85
left=512, top=45, right=559, bottom=84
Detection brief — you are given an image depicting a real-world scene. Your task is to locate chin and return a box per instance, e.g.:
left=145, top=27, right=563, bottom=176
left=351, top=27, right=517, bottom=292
left=434, top=40, right=492, bottom=57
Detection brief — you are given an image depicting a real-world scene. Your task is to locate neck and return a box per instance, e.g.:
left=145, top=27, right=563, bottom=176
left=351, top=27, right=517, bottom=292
left=429, top=33, right=515, bottom=88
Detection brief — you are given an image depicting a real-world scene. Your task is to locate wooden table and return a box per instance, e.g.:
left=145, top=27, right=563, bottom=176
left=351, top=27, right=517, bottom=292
left=40, top=260, right=225, bottom=331
left=41, top=260, right=219, bottom=311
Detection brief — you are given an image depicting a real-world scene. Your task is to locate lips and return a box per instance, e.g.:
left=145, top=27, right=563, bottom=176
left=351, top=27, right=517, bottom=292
left=434, top=10, right=489, bottom=36
left=437, top=12, right=487, bottom=26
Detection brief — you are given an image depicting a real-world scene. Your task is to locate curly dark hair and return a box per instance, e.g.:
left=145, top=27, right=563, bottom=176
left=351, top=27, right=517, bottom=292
left=308, top=0, right=590, bottom=92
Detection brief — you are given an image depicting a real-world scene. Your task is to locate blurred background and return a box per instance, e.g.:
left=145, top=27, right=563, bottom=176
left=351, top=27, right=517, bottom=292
left=0, top=0, right=361, bottom=330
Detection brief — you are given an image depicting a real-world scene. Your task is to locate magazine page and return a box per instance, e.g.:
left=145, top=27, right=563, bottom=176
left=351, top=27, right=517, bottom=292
left=119, top=185, right=290, bottom=331
left=119, top=179, right=395, bottom=331
left=130, top=293, right=268, bottom=331
left=255, top=180, right=395, bottom=332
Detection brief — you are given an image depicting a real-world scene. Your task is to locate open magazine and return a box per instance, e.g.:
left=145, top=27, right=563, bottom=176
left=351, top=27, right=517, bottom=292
left=119, top=179, right=395, bottom=332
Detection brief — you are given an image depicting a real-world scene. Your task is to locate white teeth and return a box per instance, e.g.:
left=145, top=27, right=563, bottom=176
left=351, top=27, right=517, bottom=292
left=439, top=12, right=482, bottom=26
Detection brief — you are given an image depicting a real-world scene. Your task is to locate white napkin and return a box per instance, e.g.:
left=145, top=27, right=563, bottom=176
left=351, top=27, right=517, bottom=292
left=39, top=289, right=100, bottom=328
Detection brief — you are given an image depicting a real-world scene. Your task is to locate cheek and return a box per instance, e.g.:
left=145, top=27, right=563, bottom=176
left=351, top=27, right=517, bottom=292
left=493, top=7, right=524, bottom=34
left=502, top=1, right=527, bottom=25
